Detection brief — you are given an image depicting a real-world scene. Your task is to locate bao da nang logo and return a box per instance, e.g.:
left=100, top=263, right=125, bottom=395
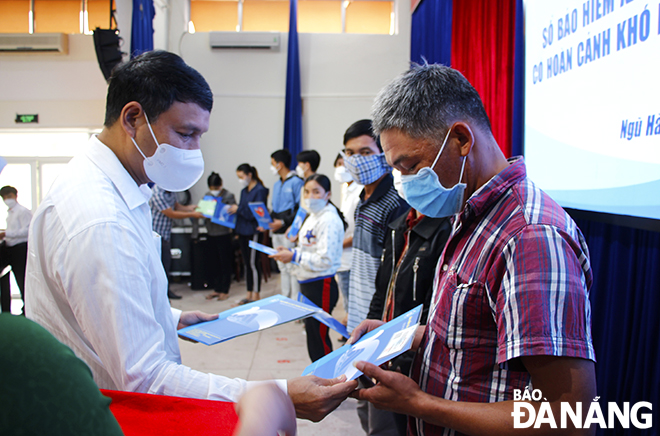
left=511, top=389, right=653, bottom=429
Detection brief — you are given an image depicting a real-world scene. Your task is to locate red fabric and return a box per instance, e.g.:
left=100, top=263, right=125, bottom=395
left=101, top=389, right=239, bottom=436
left=320, top=277, right=332, bottom=355
left=451, top=0, right=517, bottom=158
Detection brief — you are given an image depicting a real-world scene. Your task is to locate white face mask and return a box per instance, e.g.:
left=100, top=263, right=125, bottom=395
left=209, top=190, right=220, bottom=196
left=392, top=169, right=405, bottom=199
left=131, top=112, right=205, bottom=192
left=295, top=164, right=306, bottom=179
left=3, top=198, right=17, bottom=208
left=334, top=165, right=353, bottom=183
left=270, top=164, right=279, bottom=175
left=304, top=197, right=327, bottom=214
left=238, top=177, right=249, bottom=188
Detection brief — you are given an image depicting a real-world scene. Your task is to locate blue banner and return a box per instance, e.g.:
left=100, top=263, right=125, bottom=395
left=283, top=0, right=303, bottom=167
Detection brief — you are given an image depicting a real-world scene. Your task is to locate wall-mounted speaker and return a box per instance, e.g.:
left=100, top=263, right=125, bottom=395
left=93, top=28, right=123, bottom=82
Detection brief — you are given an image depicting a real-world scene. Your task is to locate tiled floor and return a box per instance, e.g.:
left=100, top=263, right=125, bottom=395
left=169, top=273, right=365, bottom=436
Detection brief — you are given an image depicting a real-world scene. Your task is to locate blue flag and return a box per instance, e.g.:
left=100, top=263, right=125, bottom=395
left=283, top=0, right=303, bottom=167
left=130, top=0, right=155, bottom=58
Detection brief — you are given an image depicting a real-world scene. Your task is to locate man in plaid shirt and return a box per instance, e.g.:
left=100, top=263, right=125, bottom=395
left=350, top=64, right=597, bottom=435
left=149, top=184, right=203, bottom=299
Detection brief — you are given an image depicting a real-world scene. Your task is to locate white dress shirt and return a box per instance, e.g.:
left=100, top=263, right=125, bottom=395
left=26, top=136, right=275, bottom=402
left=338, top=181, right=362, bottom=272
left=4, top=201, right=32, bottom=246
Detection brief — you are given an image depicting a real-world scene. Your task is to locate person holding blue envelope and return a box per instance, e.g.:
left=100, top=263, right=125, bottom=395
left=203, top=171, right=237, bottom=301
left=270, top=174, right=346, bottom=362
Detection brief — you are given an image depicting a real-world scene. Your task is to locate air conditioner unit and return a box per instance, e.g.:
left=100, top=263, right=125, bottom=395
left=0, top=33, right=69, bottom=53
left=209, top=32, right=280, bottom=49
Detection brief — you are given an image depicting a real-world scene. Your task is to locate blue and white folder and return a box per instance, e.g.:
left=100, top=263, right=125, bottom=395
left=302, top=305, right=423, bottom=380
left=178, top=294, right=348, bottom=345
left=297, top=293, right=349, bottom=338
left=248, top=240, right=299, bottom=265
left=248, top=202, right=273, bottom=228
left=287, top=207, right=308, bottom=239
left=198, top=196, right=236, bottom=229
left=248, top=240, right=278, bottom=256
left=211, top=201, right=236, bottom=229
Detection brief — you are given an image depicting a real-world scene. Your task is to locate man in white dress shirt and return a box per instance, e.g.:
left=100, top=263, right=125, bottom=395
left=25, top=50, right=356, bottom=421
left=0, top=185, right=32, bottom=314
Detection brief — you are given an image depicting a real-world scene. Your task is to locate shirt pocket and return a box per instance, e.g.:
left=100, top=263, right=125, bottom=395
left=431, top=270, right=495, bottom=350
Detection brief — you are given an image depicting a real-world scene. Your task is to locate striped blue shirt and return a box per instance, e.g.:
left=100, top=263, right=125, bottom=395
left=347, top=173, right=408, bottom=332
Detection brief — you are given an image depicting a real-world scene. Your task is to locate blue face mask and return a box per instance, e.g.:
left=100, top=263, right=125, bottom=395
left=400, top=128, right=467, bottom=218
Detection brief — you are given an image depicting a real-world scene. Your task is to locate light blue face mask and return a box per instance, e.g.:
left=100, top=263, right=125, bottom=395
left=400, top=127, right=467, bottom=218
left=304, top=197, right=328, bottom=214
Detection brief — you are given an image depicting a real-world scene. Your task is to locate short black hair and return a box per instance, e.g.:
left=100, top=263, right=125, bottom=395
left=343, top=119, right=382, bottom=151
left=297, top=150, right=321, bottom=172
left=271, top=149, right=292, bottom=169
left=0, top=186, right=17, bottom=197
left=208, top=172, right=223, bottom=187
left=103, top=50, right=213, bottom=127
left=372, top=63, right=492, bottom=140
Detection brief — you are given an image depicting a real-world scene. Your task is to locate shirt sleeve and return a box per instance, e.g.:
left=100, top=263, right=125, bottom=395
left=5, top=207, right=32, bottom=239
left=292, top=178, right=303, bottom=205
left=495, top=224, right=595, bottom=364
left=149, top=187, right=174, bottom=212
left=59, top=221, right=253, bottom=402
left=295, top=214, right=343, bottom=273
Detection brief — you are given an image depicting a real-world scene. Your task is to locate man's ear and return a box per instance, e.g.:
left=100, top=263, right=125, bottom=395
left=120, top=101, right=144, bottom=138
left=450, top=122, right=476, bottom=157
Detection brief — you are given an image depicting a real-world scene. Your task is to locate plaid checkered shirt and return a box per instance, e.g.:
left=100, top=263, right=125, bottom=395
left=149, top=185, right=176, bottom=240
left=410, top=158, right=595, bottom=436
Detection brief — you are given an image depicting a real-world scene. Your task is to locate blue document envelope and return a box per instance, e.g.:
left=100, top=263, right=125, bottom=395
left=211, top=201, right=236, bottom=229
left=302, top=305, right=422, bottom=380
left=248, top=240, right=299, bottom=265
left=297, top=293, right=349, bottom=338
left=178, top=295, right=315, bottom=345
left=248, top=240, right=278, bottom=255
left=287, top=207, right=308, bottom=239
left=248, top=202, right=272, bottom=228
left=178, top=294, right=348, bottom=345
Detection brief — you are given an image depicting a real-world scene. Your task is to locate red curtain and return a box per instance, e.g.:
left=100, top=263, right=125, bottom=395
left=451, top=0, right=517, bottom=158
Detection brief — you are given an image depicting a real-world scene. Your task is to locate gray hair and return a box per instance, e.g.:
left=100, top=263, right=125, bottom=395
left=371, top=63, right=491, bottom=142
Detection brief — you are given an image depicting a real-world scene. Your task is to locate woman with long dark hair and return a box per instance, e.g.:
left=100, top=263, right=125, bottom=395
left=228, top=163, right=268, bottom=304
left=270, top=174, right=346, bottom=361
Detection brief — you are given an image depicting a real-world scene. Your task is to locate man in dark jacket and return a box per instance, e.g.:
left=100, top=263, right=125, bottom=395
left=367, top=207, right=451, bottom=435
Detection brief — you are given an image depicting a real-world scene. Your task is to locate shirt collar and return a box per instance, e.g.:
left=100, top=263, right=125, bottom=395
left=360, top=172, right=394, bottom=203
left=462, top=156, right=526, bottom=220
left=86, top=135, right=153, bottom=210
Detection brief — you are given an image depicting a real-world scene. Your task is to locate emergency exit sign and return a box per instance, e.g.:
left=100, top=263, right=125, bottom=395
left=15, top=114, right=38, bottom=123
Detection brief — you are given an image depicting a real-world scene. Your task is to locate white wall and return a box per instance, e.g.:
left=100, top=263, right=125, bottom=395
left=0, top=0, right=410, bottom=205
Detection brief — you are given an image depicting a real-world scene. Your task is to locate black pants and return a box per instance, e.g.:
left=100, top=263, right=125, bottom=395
left=300, top=276, right=339, bottom=362
left=238, top=234, right=261, bottom=293
left=0, top=241, right=27, bottom=314
left=205, top=234, right=233, bottom=294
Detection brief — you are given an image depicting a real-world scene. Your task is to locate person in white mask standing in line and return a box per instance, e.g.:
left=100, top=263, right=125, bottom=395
left=25, top=50, right=357, bottom=418
left=270, top=174, right=346, bottom=363
left=0, top=185, right=32, bottom=314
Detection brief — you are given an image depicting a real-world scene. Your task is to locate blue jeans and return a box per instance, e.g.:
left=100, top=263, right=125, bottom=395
left=335, top=270, right=350, bottom=312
